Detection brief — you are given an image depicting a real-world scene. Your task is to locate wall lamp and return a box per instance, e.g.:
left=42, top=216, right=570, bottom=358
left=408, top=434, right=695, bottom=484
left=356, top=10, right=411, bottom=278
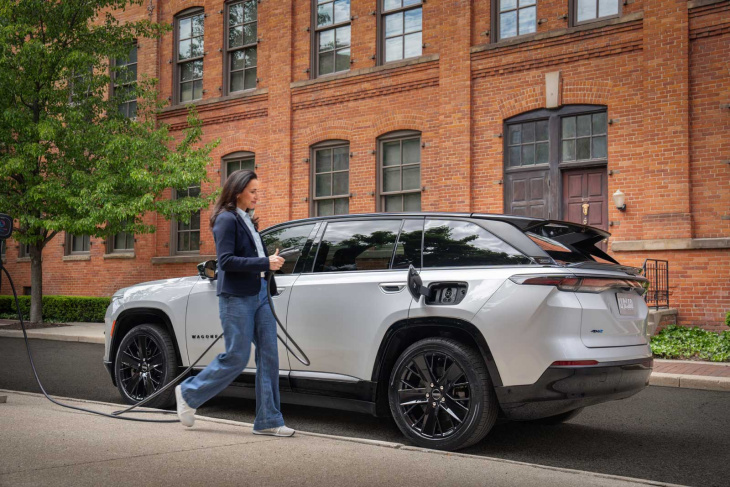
left=613, top=189, right=626, bottom=211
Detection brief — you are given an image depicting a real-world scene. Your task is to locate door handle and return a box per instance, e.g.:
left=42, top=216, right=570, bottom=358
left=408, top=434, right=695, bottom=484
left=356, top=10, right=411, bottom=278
left=379, top=282, right=406, bottom=294
left=274, top=286, right=286, bottom=297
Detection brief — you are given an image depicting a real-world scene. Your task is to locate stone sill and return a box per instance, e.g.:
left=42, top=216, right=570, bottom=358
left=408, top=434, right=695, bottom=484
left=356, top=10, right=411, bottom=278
left=16, top=257, right=30, bottom=263
left=151, top=255, right=215, bottom=265
left=63, top=254, right=91, bottom=261
left=612, top=237, right=730, bottom=252
left=103, top=252, right=135, bottom=260
left=688, top=0, right=726, bottom=9
left=159, top=88, right=269, bottom=115
left=471, top=11, right=643, bottom=54
left=291, top=54, right=440, bottom=90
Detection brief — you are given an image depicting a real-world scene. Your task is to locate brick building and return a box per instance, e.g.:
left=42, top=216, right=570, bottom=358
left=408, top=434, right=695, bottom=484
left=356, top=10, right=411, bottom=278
left=1, top=0, right=728, bottom=330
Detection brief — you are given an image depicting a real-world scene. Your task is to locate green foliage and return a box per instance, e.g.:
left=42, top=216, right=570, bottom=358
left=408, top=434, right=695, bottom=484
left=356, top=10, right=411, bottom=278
left=725, top=311, right=730, bottom=329
left=0, top=0, right=219, bottom=321
left=0, top=0, right=219, bottom=246
left=650, top=325, right=730, bottom=362
left=0, top=295, right=109, bottom=322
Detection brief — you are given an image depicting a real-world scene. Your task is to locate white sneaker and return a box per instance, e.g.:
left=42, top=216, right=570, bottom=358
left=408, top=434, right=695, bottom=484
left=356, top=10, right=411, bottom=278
left=253, top=425, right=295, bottom=437
left=175, top=385, right=196, bottom=427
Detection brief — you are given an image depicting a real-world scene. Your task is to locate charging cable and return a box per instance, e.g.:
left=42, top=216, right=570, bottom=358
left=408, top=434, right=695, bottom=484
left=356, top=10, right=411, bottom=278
left=2, top=261, right=308, bottom=422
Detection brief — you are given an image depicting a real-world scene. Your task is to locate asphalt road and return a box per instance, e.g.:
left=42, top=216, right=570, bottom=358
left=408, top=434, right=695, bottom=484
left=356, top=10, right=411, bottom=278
left=1, top=337, right=728, bottom=487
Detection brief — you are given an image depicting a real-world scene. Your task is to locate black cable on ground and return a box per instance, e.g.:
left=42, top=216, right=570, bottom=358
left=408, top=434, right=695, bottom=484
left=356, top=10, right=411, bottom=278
left=3, top=266, right=309, bottom=423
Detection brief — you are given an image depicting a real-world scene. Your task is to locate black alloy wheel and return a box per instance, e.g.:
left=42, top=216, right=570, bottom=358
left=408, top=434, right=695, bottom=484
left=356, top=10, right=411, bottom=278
left=114, top=324, right=178, bottom=409
left=388, top=337, right=498, bottom=451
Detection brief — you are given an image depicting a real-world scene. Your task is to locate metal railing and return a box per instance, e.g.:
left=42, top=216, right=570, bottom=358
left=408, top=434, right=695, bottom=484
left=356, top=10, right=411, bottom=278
left=642, top=259, right=669, bottom=309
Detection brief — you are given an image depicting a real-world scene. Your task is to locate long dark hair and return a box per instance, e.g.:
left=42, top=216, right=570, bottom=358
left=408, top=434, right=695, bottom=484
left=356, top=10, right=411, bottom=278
left=210, top=170, right=258, bottom=229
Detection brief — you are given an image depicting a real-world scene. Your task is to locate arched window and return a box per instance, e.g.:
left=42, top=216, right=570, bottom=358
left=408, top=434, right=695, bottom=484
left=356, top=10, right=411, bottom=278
left=377, top=130, right=421, bottom=212
left=222, top=151, right=256, bottom=183
left=311, top=140, right=350, bottom=216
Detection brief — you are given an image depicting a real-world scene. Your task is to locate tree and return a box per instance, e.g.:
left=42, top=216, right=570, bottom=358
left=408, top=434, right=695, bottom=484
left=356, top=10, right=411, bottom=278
left=0, top=0, right=218, bottom=322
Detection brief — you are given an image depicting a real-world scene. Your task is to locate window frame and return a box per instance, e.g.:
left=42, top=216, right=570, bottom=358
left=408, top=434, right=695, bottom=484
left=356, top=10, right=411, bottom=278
left=491, top=0, right=538, bottom=43
left=107, top=228, right=135, bottom=254
left=377, top=130, right=422, bottom=212
left=171, top=185, right=202, bottom=255
left=569, top=0, right=622, bottom=27
left=17, top=241, right=31, bottom=259
left=260, top=223, right=319, bottom=275
left=311, top=0, right=352, bottom=78
left=174, top=7, right=206, bottom=106
left=65, top=234, right=91, bottom=256
left=309, top=218, right=405, bottom=274
left=422, top=217, right=532, bottom=270
left=221, top=151, right=256, bottom=184
left=378, top=0, right=423, bottom=65
left=224, top=0, right=258, bottom=96
left=110, top=42, right=138, bottom=119
left=310, top=140, right=351, bottom=217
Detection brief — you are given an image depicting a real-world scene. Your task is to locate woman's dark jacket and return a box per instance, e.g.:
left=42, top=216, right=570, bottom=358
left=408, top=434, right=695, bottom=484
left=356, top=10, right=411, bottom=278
left=213, top=210, right=275, bottom=297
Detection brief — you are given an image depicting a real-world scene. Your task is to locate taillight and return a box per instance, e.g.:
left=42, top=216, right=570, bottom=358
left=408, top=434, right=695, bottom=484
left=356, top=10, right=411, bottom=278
left=510, top=275, right=646, bottom=294
left=551, top=360, right=599, bottom=366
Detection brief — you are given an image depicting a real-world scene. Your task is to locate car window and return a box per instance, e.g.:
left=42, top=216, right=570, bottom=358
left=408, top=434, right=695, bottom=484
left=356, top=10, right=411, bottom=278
left=392, top=219, right=423, bottom=269
left=262, top=224, right=316, bottom=274
left=423, top=219, right=532, bottom=268
left=312, top=220, right=402, bottom=273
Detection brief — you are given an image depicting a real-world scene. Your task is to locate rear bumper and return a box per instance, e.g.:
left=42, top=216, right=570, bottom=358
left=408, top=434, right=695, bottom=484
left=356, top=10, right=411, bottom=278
left=495, top=358, right=653, bottom=421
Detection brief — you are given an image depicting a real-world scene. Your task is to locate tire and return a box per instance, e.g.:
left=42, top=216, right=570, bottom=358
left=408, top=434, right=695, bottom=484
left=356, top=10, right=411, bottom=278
left=388, top=337, right=498, bottom=451
left=114, top=324, right=178, bottom=409
left=529, top=407, right=584, bottom=425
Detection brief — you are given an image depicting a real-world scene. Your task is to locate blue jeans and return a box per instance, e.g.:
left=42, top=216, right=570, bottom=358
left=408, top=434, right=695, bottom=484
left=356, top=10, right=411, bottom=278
left=180, top=278, right=285, bottom=430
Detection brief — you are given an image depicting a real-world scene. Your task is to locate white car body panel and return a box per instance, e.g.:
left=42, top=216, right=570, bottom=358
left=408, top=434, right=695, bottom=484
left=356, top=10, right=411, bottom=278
left=286, top=269, right=412, bottom=380
left=104, top=277, right=197, bottom=364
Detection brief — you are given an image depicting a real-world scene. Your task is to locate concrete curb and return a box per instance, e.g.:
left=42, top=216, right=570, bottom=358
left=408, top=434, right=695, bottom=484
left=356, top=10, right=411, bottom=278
left=0, top=388, right=687, bottom=487
left=649, top=372, right=730, bottom=392
left=0, top=329, right=105, bottom=344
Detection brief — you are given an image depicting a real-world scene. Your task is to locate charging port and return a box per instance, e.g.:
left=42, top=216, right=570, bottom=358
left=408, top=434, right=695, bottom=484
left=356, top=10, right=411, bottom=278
left=425, top=282, right=468, bottom=306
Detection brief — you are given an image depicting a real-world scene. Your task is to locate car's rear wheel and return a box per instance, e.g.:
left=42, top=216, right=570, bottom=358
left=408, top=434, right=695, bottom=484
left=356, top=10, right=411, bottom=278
left=529, top=407, right=584, bottom=425
left=114, top=324, right=178, bottom=408
left=388, top=337, right=498, bottom=451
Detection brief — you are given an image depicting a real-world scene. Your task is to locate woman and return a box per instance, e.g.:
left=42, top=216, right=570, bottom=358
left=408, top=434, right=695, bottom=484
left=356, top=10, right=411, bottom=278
left=175, top=170, right=294, bottom=437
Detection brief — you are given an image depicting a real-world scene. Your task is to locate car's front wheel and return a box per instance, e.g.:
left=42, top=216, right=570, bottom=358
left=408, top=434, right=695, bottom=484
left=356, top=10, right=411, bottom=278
left=388, top=337, right=498, bottom=451
left=114, top=324, right=178, bottom=408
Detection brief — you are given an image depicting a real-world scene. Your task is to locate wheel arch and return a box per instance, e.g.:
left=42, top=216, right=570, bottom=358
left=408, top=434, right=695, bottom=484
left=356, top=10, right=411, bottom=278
left=110, top=308, right=184, bottom=381
left=371, top=317, right=503, bottom=416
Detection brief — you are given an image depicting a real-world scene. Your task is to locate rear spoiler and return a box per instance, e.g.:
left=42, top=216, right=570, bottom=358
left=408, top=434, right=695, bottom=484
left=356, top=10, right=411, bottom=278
left=522, top=220, right=623, bottom=267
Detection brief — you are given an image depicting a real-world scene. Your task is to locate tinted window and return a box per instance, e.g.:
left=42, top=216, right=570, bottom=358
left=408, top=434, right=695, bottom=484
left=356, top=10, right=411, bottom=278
left=313, top=220, right=401, bottom=272
left=392, top=219, right=423, bottom=269
left=423, top=219, right=531, bottom=267
left=262, top=224, right=316, bottom=274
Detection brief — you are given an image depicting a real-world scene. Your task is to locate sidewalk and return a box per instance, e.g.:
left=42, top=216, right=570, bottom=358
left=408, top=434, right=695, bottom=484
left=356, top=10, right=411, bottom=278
left=1, top=321, right=728, bottom=392
left=0, top=390, right=683, bottom=487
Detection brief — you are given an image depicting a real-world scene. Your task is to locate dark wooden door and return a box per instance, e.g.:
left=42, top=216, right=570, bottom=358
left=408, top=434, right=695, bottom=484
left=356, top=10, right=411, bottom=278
left=561, top=168, right=608, bottom=231
left=505, top=170, right=549, bottom=219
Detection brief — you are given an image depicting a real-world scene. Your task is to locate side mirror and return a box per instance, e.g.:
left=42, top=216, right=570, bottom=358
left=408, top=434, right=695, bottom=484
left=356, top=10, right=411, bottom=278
left=407, top=265, right=431, bottom=302
left=197, top=259, right=218, bottom=280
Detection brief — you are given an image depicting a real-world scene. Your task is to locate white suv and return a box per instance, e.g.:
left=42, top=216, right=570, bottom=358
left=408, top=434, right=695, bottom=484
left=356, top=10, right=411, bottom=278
left=104, top=213, right=653, bottom=451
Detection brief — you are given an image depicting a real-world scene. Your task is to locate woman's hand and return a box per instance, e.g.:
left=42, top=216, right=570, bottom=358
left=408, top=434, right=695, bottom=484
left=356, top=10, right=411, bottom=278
left=269, top=249, right=285, bottom=271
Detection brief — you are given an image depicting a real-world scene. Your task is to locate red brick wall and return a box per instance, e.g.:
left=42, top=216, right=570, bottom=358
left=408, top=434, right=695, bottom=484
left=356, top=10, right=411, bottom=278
left=2, top=0, right=728, bottom=330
